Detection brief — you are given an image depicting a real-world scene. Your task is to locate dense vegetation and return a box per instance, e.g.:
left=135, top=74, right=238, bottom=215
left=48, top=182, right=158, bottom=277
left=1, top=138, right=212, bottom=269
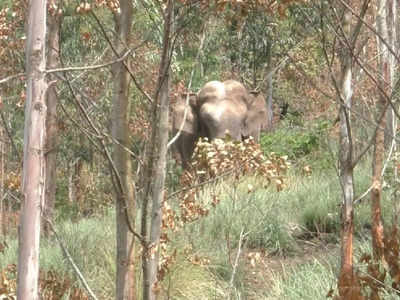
left=1, top=0, right=400, bottom=299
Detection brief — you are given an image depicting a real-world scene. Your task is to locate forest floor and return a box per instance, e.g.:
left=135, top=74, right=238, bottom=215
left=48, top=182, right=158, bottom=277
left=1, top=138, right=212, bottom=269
left=242, top=235, right=339, bottom=299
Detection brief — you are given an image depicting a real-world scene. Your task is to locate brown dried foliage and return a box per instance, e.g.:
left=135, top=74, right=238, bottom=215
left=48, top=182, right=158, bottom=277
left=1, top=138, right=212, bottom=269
left=152, top=137, right=288, bottom=291
left=4, top=172, right=20, bottom=192
left=329, top=225, right=400, bottom=299
left=0, top=1, right=26, bottom=78
left=189, top=137, right=288, bottom=187
left=0, top=265, right=89, bottom=299
left=177, top=136, right=288, bottom=223
left=76, top=0, right=120, bottom=14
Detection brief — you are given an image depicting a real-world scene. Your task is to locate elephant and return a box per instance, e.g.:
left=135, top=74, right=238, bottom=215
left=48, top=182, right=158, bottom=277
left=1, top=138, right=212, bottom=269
left=243, top=91, right=269, bottom=141
left=198, top=80, right=268, bottom=142
left=197, top=80, right=249, bottom=140
left=171, top=92, right=201, bottom=169
left=171, top=80, right=269, bottom=168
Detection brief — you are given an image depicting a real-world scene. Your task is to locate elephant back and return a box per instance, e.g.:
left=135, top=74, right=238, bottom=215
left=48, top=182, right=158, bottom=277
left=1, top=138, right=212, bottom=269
left=197, top=80, right=251, bottom=108
left=197, top=80, right=226, bottom=108
left=223, top=80, right=252, bottom=108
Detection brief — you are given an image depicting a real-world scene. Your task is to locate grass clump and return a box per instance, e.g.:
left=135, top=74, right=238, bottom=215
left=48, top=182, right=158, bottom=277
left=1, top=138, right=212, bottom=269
left=266, top=259, right=338, bottom=300
left=162, top=259, right=229, bottom=299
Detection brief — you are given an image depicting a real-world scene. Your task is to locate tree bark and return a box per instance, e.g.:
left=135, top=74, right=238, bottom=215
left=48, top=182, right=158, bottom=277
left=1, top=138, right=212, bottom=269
left=265, top=42, right=273, bottom=130
left=17, top=0, right=47, bottom=299
left=142, top=1, right=174, bottom=299
left=111, top=1, right=136, bottom=299
left=0, top=126, right=4, bottom=237
left=384, top=0, right=397, bottom=149
left=371, top=0, right=390, bottom=261
left=337, top=2, right=357, bottom=297
left=43, top=2, right=61, bottom=236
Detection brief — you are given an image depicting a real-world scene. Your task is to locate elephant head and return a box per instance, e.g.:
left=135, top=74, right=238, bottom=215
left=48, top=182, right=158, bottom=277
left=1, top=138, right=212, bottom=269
left=197, top=80, right=268, bottom=142
left=197, top=80, right=249, bottom=140
left=171, top=92, right=199, bottom=168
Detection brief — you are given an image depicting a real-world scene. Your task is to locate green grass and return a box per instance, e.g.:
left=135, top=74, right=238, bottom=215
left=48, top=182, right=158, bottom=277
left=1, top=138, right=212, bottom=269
left=2, top=156, right=399, bottom=299
left=266, top=259, right=338, bottom=300
left=0, top=211, right=116, bottom=298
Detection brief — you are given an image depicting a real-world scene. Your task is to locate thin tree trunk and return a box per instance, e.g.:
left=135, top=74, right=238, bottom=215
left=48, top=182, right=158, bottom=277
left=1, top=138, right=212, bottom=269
left=111, top=1, right=136, bottom=299
left=143, top=1, right=174, bottom=299
left=43, top=3, right=61, bottom=236
left=266, top=71, right=273, bottom=130
left=74, top=153, right=90, bottom=213
left=371, top=0, right=390, bottom=261
left=17, top=0, right=47, bottom=299
left=265, top=42, right=273, bottom=130
left=337, top=2, right=358, bottom=298
left=0, top=126, right=4, bottom=237
left=384, top=0, right=397, bottom=149
left=387, top=0, right=400, bottom=223
left=68, top=157, right=79, bottom=204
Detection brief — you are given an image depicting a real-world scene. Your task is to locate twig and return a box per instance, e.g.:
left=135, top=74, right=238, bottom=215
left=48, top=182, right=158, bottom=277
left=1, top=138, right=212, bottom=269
left=45, top=219, right=99, bottom=300
left=61, top=72, right=145, bottom=245
left=0, top=73, right=25, bottom=85
left=45, top=49, right=132, bottom=73
left=0, top=110, right=21, bottom=161
left=228, top=228, right=247, bottom=299
left=167, top=167, right=238, bottom=199
left=6, top=191, right=21, bottom=203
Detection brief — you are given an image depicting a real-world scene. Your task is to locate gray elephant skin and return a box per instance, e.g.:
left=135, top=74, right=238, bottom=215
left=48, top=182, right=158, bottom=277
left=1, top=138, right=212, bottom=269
left=172, top=80, right=268, bottom=168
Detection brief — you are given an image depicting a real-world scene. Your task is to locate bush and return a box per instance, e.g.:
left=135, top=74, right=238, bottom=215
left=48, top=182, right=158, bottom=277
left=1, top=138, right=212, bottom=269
left=260, top=120, right=329, bottom=161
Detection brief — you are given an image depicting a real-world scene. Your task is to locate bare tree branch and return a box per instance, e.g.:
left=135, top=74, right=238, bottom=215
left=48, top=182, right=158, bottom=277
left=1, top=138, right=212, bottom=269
left=0, top=73, right=25, bottom=85
left=61, top=71, right=146, bottom=245
left=0, top=110, right=21, bottom=161
left=45, top=49, right=132, bottom=73
left=89, top=10, right=154, bottom=104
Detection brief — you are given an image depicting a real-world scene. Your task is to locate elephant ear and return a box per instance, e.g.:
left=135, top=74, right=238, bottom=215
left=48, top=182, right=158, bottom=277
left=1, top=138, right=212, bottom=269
left=242, top=93, right=268, bottom=142
left=172, top=95, right=200, bottom=168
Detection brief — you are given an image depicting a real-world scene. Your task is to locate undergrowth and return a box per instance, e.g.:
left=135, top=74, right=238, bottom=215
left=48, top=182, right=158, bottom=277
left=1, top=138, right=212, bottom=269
left=1, top=155, right=396, bottom=299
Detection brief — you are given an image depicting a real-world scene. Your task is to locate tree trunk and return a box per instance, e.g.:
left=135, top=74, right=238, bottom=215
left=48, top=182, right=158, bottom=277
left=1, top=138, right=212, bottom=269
left=17, top=0, right=47, bottom=299
left=384, top=0, right=397, bottom=149
left=371, top=0, right=390, bottom=261
left=143, top=1, right=174, bottom=299
left=265, top=42, right=273, bottom=130
left=111, top=1, right=136, bottom=299
left=337, top=2, right=358, bottom=298
left=68, top=157, right=79, bottom=204
left=43, top=3, right=61, bottom=236
left=0, top=126, right=4, bottom=237
left=266, top=71, right=273, bottom=130
left=74, top=154, right=90, bottom=213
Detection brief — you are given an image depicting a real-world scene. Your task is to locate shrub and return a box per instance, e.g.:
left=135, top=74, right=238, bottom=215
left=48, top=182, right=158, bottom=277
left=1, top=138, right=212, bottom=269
left=260, top=120, right=329, bottom=161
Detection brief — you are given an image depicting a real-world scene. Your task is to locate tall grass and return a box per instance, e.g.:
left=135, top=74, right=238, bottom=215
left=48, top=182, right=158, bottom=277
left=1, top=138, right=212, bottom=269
left=0, top=211, right=116, bottom=298
left=1, top=156, right=396, bottom=299
left=266, top=259, right=338, bottom=300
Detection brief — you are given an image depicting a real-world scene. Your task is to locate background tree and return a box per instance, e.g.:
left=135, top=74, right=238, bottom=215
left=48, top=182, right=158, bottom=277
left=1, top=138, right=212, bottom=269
left=43, top=0, right=62, bottom=236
